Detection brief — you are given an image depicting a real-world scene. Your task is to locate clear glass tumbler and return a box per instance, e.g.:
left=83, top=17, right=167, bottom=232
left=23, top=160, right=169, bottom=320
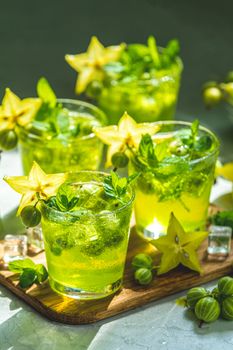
left=40, top=171, right=134, bottom=299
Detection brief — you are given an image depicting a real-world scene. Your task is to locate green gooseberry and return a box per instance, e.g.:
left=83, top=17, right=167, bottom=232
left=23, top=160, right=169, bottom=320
left=20, top=205, right=42, bottom=227
left=222, top=296, right=233, bottom=320
left=218, top=276, right=233, bottom=296
left=111, top=152, right=129, bottom=168
left=169, top=140, right=189, bottom=156
left=202, top=87, right=222, bottom=107
left=225, top=71, right=233, bottom=83
left=194, top=297, right=220, bottom=323
left=0, top=129, right=18, bottom=150
left=211, top=287, right=221, bottom=301
left=134, top=268, right=153, bottom=286
left=132, top=253, right=153, bottom=270
left=186, top=287, right=208, bottom=309
left=221, top=82, right=233, bottom=98
left=86, top=80, right=103, bottom=97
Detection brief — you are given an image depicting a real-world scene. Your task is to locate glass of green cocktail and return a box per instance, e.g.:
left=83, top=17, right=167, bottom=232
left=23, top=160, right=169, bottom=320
left=65, top=36, right=183, bottom=124
left=129, top=121, right=219, bottom=239
left=17, top=99, right=106, bottom=174
left=0, top=79, right=106, bottom=174
left=40, top=171, right=134, bottom=299
left=4, top=163, right=135, bottom=299
left=93, top=114, right=219, bottom=240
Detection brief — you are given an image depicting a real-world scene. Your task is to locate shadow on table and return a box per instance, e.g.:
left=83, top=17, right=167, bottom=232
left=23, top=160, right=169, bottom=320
left=0, top=285, right=23, bottom=311
left=0, top=305, right=101, bottom=350
left=0, top=207, right=24, bottom=240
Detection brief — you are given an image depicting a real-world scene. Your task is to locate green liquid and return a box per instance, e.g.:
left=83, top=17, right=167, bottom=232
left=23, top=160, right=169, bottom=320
left=17, top=102, right=105, bottom=174
left=89, top=63, right=182, bottom=124
left=41, top=178, right=133, bottom=299
left=130, top=124, right=219, bottom=239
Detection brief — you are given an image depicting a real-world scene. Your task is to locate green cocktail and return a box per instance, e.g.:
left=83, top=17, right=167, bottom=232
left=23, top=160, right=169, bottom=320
left=40, top=171, right=134, bottom=299
left=65, top=36, right=183, bottom=124
left=129, top=121, right=219, bottom=239
left=89, top=59, right=182, bottom=124
left=17, top=99, right=106, bottom=174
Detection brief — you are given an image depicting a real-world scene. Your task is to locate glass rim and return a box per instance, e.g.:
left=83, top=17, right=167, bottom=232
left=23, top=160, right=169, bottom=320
left=150, top=120, right=220, bottom=165
left=40, top=170, right=135, bottom=219
left=17, top=98, right=107, bottom=143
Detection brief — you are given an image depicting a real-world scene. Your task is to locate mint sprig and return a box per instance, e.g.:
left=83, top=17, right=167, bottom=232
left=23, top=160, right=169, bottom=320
left=132, top=134, right=190, bottom=205
left=103, top=171, right=138, bottom=201
left=210, top=210, right=233, bottom=231
left=180, top=119, right=212, bottom=155
left=100, top=36, right=180, bottom=85
left=8, top=258, right=48, bottom=288
left=136, top=134, right=158, bottom=168
left=191, top=119, right=199, bottom=144
left=147, top=36, right=160, bottom=68
left=37, top=77, right=57, bottom=108
left=46, top=183, right=79, bottom=212
left=132, top=134, right=170, bottom=172
left=34, top=77, right=65, bottom=135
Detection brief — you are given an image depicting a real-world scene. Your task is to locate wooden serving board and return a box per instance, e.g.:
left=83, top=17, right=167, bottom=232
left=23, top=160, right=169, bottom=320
left=0, top=225, right=233, bottom=325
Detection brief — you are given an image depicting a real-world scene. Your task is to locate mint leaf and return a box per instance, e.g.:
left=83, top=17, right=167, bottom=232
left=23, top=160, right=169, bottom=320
left=46, top=196, right=59, bottom=209
left=37, top=77, right=57, bottom=107
left=8, top=258, right=36, bottom=273
left=127, top=172, right=140, bottom=184
left=147, top=36, right=160, bottom=68
left=191, top=119, right=199, bottom=142
left=154, top=141, right=167, bottom=162
left=210, top=210, right=233, bottom=231
left=194, top=135, right=212, bottom=152
left=155, top=156, right=189, bottom=178
left=133, top=134, right=167, bottom=170
left=57, top=110, right=70, bottom=133
left=165, top=39, right=180, bottom=60
left=160, top=39, right=180, bottom=68
left=136, top=134, right=158, bottom=168
left=103, top=171, right=135, bottom=201
left=8, top=258, right=48, bottom=289
left=19, top=268, right=37, bottom=288
left=126, top=44, right=150, bottom=61
left=35, top=264, right=49, bottom=283
left=54, top=184, right=79, bottom=211
left=178, top=119, right=201, bottom=153
left=35, top=78, right=67, bottom=136
left=68, top=197, right=79, bottom=210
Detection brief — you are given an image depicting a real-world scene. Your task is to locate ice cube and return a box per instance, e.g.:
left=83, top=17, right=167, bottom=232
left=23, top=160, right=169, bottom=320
left=26, top=225, right=44, bottom=253
left=3, top=234, right=28, bottom=264
left=208, top=225, right=232, bottom=258
left=77, top=183, right=106, bottom=211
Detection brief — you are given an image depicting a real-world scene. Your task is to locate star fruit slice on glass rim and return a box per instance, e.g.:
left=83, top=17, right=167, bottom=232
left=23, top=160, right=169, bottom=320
left=4, top=161, right=67, bottom=215
left=216, top=162, right=233, bottom=182
left=93, top=111, right=160, bottom=167
left=151, top=213, right=208, bottom=275
left=65, top=36, right=125, bottom=94
left=0, top=88, right=41, bottom=131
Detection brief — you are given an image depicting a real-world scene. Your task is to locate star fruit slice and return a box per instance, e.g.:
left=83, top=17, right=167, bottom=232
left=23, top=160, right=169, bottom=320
left=4, top=161, right=67, bottom=215
left=93, top=111, right=160, bottom=167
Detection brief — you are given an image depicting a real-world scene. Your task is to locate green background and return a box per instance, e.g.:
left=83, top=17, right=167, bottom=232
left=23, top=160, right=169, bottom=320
left=0, top=0, right=232, bottom=156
